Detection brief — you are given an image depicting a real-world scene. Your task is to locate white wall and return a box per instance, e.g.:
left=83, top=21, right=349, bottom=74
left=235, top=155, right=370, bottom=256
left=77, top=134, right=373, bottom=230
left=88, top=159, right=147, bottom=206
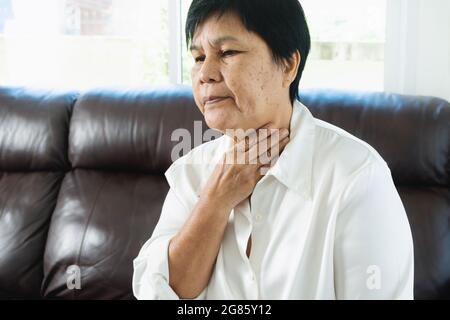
left=385, top=0, right=450, bottom=102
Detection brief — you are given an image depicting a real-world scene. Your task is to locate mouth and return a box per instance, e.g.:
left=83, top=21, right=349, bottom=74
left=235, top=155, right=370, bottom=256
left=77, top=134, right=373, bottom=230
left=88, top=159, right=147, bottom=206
left=204, top=97, right=230, bottom=106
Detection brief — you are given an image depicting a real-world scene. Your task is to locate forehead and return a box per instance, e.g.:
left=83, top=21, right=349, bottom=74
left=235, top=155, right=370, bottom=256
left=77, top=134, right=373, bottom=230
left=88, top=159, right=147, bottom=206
left=191, top=11, right=253, bottom=48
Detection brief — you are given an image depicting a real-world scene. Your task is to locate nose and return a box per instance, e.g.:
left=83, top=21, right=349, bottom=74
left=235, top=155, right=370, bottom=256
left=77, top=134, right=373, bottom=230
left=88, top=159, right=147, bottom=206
left=199, top=57, right=222, bottom=84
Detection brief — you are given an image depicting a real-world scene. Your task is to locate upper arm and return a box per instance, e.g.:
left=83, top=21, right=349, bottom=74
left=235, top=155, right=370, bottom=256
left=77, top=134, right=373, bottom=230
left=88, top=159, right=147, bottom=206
left=132, top=188, right=193, bottom=299
left=151, top=187, right=192, bottom=237
left=333, top=161, right=414, bottom=299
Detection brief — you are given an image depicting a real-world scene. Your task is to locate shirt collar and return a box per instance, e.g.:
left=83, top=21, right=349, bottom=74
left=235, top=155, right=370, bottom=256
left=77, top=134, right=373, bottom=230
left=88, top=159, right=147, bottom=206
left=263, top=100, right=315, bottom=200
left=220, top=100, right=315, bottom=200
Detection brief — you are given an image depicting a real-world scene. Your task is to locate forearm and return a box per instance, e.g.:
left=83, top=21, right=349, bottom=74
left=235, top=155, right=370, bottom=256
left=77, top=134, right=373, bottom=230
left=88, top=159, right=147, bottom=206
left=168, top=195, right=231, bottom=299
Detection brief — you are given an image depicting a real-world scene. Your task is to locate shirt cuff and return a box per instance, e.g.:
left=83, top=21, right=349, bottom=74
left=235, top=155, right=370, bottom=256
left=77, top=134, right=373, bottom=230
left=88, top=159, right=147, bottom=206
left=133, top=234, right=180, bottom=300
left=133, top=233, right=208, bottom=300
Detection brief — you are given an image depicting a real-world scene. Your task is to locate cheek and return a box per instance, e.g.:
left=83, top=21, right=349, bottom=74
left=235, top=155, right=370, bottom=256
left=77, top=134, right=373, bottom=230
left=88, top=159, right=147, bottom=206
left=255, top=64, right=276, bottom=92
left=226, top=63, right=273, bottom=113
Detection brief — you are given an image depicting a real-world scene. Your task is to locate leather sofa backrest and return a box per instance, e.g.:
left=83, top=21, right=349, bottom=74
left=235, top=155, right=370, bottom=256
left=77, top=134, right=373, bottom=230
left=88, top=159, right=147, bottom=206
left=0, top=86, right=449, bottom=299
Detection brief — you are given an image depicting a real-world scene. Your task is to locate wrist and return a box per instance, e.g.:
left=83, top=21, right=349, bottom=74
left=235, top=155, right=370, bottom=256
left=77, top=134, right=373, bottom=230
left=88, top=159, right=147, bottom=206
left=198, top=191, right=233, bottom=216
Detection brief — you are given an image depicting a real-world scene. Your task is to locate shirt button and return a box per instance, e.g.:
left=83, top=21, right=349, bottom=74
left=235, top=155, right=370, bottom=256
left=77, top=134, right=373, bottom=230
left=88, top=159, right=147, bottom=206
left=254, top=214, right=262, bottom=222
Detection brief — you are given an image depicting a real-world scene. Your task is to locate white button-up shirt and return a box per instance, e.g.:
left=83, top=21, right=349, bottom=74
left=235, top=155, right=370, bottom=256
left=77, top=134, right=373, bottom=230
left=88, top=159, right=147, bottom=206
left=133, top=100, right=414, bottom=300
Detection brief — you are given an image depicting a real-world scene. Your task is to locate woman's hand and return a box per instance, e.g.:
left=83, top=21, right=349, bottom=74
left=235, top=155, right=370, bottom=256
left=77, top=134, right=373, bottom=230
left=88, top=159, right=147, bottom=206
left=200, top=127, right=290, bottom=211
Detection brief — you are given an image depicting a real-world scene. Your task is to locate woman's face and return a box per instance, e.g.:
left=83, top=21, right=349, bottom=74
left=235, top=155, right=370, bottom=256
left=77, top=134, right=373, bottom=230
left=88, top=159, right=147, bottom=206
left=190, top=12, right=296, bottom=133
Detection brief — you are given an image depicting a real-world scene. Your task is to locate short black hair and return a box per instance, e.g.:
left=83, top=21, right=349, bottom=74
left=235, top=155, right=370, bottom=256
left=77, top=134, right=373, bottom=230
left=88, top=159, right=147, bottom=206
left=185, top=0, right=311, bottom=104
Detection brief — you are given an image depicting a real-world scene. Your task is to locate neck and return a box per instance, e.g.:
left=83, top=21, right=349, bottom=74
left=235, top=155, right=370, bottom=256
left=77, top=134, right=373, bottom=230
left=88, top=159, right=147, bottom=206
left=230, top=100, right=294, bottom=145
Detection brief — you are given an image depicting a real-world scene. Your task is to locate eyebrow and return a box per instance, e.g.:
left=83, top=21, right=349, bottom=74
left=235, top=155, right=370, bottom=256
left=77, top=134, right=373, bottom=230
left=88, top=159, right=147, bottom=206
left=189, top=36, right=240, bottom=52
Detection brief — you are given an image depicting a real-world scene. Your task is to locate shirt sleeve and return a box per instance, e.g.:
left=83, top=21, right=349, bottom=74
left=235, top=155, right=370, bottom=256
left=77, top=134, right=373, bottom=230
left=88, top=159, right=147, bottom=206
left=132, top=188, right=207, bottom=300
left=333, top=160, right=414, bottom=300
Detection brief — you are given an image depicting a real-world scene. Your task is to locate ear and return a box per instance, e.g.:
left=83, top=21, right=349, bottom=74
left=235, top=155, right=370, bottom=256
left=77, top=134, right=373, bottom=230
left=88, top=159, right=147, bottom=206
left=283, top=50, right=301, bottom=88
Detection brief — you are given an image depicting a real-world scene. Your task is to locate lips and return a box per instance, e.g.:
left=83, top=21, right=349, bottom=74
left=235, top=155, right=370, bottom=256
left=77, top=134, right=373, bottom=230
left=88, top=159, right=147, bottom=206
left=203, top=96, right=229, bottom=105
left=206, top=97, right=227, bottom=105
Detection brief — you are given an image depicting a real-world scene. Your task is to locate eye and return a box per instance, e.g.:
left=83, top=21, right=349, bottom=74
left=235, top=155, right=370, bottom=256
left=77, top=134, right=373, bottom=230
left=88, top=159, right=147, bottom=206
left=220, top=50, right=238, bottom=58
left=194, top=55, right=205, bottom=63
left=193, top=51, right=238, bottom=63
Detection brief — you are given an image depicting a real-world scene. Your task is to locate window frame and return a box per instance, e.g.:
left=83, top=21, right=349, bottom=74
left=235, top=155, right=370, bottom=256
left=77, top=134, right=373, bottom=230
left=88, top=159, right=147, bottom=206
left=170, top=0, right=391, bottom=90
left=168, top=0, right=183, bottom=84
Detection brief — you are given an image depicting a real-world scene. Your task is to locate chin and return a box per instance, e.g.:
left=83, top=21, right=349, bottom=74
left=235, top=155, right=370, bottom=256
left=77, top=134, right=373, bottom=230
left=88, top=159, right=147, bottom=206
left=205, top=113, right=235, bottom=132
left=205, top=120, right=231, bottom=133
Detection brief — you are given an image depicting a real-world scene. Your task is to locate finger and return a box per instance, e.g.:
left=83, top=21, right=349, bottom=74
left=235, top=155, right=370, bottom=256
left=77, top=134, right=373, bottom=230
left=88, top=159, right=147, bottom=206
left=232, top=127, right=288, bottom=165
left=234, top=131, right=258, bottom=153
left=256, top=135, right=290, bottom=167
left=257, top=164, right=271, bottom=177
left=248, top=129, right=289, bottom=163
left=231, top=128, right=273, bottom=164
left=235, top=126, right=287, bottom=152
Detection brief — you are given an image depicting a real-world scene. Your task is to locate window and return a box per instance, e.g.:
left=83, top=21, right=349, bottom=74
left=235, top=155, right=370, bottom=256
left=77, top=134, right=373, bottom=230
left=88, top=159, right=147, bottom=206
left=180, top=0, right=387, bottom=92
left=0, top=0, right=387, bottom=92
left=0, top=0, right=169, bottom=90
left=180, top=0, right=193, bottom=84
left=300, top=0, right=386, bottom=91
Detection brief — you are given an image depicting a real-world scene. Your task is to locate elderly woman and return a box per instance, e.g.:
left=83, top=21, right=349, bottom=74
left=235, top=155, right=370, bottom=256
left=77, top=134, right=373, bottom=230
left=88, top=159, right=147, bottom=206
left=133, top=0, right=414, bottom=300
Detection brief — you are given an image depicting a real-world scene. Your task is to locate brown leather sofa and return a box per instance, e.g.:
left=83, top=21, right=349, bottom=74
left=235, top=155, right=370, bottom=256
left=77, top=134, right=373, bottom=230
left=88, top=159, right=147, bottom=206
left=0, top=85, right=449, bottom=300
